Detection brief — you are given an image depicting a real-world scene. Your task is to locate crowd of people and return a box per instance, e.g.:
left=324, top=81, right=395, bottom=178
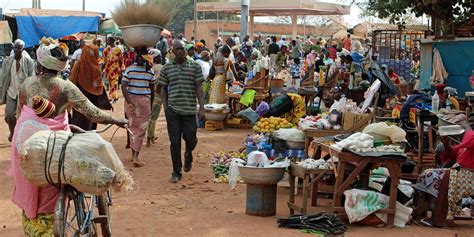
left=0, top=31, right=415, bottom=236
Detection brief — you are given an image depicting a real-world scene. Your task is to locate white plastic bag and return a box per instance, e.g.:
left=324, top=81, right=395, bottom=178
left=228, top=158, right=245, bottom=189
left=246, top=151, right=270, bottom=167
left=344, top=189, right=412, bottom=227
left=275, top=128, right=305, bottom=142
left=363, top=122, right=407, bottom=143
left=267, top=158, right=290, bottom=168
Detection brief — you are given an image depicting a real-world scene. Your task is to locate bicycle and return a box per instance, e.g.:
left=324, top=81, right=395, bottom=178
left=52, top=124, right=127, bottom=237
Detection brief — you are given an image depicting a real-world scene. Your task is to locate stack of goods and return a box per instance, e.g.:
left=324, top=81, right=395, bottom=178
left=437, top=109, right=467, bottom=125
left=210, top=150, right=246, bottom=183
left=20, top=130, right=134, bottom=195
left=297, top=158, right=333, bottom=170
left=204, top=104, right=229, bottom=131
left=277, top=213, right=348, bottom=236
left=253, top=117, right=294, bottom=133
left=332, top=132, right=404, bottom=154
left=299, top=99, right=361, bottom=131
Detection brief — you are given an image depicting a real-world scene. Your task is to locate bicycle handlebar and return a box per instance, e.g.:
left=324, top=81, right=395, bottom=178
left=69, top=124, right=133, bottom=136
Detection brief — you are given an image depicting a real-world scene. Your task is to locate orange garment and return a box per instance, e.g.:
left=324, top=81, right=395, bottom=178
left=104, top=46, right=123, bottom=100
left=70, top=44, right=104, bottom=96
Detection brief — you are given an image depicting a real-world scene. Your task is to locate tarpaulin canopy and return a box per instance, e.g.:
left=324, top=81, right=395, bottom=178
left=0, top=21, right=13, bottom=44
left=99, top=19, right=121, bottom=35
left=12, top=8, right=103, bottom=47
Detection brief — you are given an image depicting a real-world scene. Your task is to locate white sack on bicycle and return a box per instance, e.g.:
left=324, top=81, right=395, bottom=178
left=20, top=130, right=134, bottom=195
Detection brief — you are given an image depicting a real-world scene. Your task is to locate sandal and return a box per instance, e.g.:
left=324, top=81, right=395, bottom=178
left=133, top=160, right=146, bottom=167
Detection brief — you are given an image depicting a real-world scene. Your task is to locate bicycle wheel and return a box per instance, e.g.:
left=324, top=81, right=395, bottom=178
left=96, top=193, right=112, bottom=237
left=53, top=186, right=96, bottom=237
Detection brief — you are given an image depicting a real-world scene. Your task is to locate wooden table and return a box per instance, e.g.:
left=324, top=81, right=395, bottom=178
left=303, top=129, right=343, bottom=159
left=331, top=148, right=406, bottom=227
left=288, top=164, right=333, bottom=214
left=303, top=112, right=374, bottom=159
left=227, top=92, right=270, bottom=115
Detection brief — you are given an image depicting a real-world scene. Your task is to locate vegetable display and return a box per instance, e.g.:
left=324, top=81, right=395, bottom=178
left=210, top=151, right=246, bottom=183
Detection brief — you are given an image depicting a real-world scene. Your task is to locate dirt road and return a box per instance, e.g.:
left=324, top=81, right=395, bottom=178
left=0, top=101, right=472, bottom=237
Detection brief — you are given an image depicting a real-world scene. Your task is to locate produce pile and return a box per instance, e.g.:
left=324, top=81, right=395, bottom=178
left=253, top=117, right=294, bottom=133
left=332, top=132, right=404, bottom=153
left=277, top=212, right=348, bottom=236
left=210, top=150, right=246, bottom=183
left=297, top=158, right=333, bottom=170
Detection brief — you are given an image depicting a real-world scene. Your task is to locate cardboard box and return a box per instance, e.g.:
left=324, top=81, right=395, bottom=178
left=342, top=112, right=371, bottom=130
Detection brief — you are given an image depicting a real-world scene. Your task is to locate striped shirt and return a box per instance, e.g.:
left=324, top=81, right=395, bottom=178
left=123, top=64, right=155, bottom=96
left=158, top=58, right=204, bottom=115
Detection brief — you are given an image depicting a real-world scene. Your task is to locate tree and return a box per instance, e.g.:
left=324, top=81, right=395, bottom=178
left=357, top=0, right=473, bottom=26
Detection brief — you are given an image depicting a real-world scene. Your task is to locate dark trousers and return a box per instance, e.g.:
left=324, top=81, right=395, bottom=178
left=70, top=85, right=99, bottom=131
left=161, top=53, right=167, bottom=65
left=165, top=108, right=198, bottom=175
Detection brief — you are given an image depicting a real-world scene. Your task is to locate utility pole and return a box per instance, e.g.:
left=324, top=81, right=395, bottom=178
left=193, top=0, right=197, bottom=40
left=240, top=0, right=249, bottom=41
left=82, top=0, right=85, bottom=11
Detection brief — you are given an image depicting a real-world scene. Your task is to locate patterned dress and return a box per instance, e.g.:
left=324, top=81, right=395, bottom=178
left=104, top=46, right=124, bottom=100
left=283, top=93, right=306, bottom=125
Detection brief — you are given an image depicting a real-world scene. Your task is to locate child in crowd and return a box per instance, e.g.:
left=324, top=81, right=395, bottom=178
left=289, top=57, right=302, bottom=92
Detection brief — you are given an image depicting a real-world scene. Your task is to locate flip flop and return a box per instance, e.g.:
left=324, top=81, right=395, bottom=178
left=133, top=161, right=146, bottom=167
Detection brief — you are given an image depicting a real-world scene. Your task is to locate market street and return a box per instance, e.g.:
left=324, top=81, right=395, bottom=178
left=0, top=99, right=472, bottom=236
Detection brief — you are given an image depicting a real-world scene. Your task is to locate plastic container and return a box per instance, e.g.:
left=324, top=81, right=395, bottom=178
left=245, top=144, right=258, bottom=155
left=432, top=91, right=439, bottom=113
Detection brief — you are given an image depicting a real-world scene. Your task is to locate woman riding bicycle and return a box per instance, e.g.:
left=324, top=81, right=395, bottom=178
left=7, top=38, right=127, bottom=236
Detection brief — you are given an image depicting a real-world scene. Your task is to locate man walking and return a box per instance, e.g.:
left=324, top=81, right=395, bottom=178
left=159, top=40, right=205, bottom=183
left=156, top=35, right=169, bottom=65
left=0, top=39, right=35, bottom=142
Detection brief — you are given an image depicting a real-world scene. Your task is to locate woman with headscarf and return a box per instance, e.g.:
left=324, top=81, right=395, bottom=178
left=209, top=45, right=238, bottom=104
left=70, top=44, right=111, bottom=130
left=104, top=36, right=124, bottom=102
left=122, top=47, right=155, bottom=167
left=8, top=38, right=127, bottom=236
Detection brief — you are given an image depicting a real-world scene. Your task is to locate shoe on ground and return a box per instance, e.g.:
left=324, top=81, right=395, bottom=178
left=170, top=173, right=182, bottom=183
left=183, top=162, right=192, bottom=172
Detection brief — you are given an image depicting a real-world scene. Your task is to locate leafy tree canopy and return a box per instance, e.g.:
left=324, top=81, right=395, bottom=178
left=357, top=0, right=473, bottom=25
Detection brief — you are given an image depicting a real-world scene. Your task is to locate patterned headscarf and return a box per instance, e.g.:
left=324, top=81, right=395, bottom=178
left=36, top=38, right=68, bottom=72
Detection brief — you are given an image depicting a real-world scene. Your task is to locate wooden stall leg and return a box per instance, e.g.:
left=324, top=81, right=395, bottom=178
left=333, top=162, right=346, bottom=211
left=386, top=162, right=400, bottom=227
left=431, top=170, right=450, bottom=227
left=289, top=173, right=296, bottom=215
left=311, top=178, right=319, bottom=207
left=302, top=174, right=310, bottom=214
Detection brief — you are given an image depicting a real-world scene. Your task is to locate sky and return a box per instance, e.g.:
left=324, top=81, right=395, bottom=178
left=0, top=0, right=364, bottom=26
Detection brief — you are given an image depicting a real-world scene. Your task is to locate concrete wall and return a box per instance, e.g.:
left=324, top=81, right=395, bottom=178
left=184, top=20, right=343, bottom=49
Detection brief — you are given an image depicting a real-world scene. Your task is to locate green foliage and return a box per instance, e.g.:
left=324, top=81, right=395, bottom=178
left=358, top=0, right=473, bottom=25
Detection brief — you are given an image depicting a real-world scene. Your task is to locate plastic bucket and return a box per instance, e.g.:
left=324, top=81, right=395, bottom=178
left=245, top=144, right=257, bottom=155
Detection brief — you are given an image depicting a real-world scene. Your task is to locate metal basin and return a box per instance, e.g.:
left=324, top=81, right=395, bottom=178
left=120, top=24, right=162, bottom=48
left=239, top=166, right=285, bottom=185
